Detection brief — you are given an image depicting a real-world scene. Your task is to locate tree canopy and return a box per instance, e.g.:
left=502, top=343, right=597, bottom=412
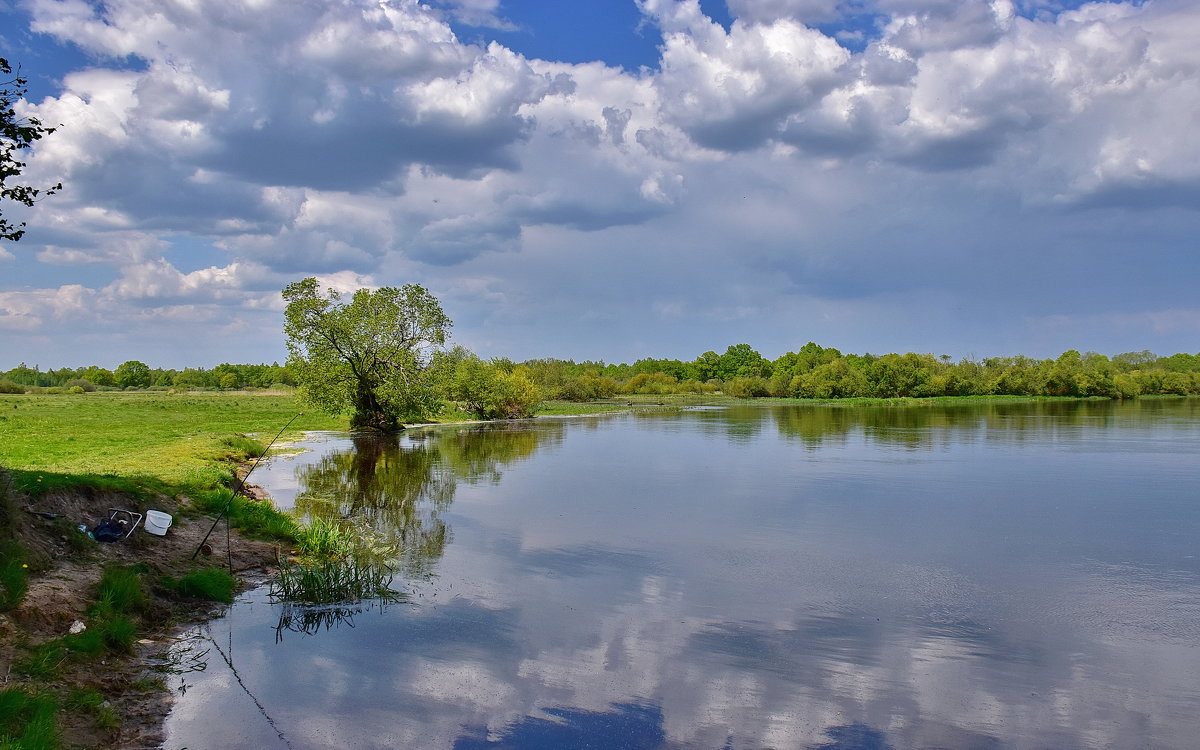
left=282, top=278, right=451, bottom=430
left=1, top=57, right=61, bottom=242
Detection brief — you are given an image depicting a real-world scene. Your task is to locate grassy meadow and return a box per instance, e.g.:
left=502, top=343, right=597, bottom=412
left=0, top=392, right=346, bottom=495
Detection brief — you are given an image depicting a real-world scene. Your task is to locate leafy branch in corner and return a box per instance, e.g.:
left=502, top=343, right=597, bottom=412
left=1, top=57, right=62, bottom=242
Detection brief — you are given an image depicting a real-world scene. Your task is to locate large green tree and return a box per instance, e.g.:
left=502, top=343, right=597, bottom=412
left=1, top=58, right=61, bottom=242
left=283, top=277, right=452, bottom=431
left=114, top=360, right=151, bottom=388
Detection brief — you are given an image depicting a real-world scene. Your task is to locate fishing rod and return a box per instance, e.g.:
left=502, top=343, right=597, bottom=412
left=192, top=412, right=303, bottom=560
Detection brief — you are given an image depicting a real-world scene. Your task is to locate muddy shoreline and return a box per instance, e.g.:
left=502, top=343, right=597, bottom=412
left=0, top=469, right=282, bottom=749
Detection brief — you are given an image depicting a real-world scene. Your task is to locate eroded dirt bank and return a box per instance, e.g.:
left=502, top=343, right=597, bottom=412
left=1, top=470, right=278, bottom=749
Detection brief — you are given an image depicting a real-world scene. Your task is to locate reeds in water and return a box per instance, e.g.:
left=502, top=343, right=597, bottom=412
left=270, top=557, right=401, bottom=606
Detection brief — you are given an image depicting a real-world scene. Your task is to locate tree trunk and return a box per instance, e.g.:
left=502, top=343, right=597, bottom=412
left=351, top=385, right=401, bottom=431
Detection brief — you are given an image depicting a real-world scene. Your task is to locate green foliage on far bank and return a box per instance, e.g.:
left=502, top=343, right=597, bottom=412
left=520, top=345, right=1200, bottom=402
left=5, top=345, right=1200, bottom=423
left=1, top=361, right=295, bottom=393
left=434, top=348, right=542, bottom=420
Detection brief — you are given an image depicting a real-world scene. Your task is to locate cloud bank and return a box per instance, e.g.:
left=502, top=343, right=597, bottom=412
left=3, top=0, right=1199, bottom=366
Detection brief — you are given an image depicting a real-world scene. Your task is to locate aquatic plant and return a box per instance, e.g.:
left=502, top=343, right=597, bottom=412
left=273, top=601, right=393, bottom=641
left=293, top=516, right=354, bottom=558
left=270, top=557, right=401, bottom=606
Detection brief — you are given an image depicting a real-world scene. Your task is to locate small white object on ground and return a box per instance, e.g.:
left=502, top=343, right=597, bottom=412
left=144, top=510, right=173, bottom=536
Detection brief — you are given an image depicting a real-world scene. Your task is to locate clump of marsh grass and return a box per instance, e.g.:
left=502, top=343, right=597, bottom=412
left=160, top=567, right=236, bottom=603
left=272, top=515, right=402, bottom=606
left=221, top=434, right=268, bottom=458
left=270, top=557, right=400, bottom=606
left=0, top=687, right=60, bottom=750
left=293, top=516, right=354, bottom=558
left=192, top=487, right=299, bottom=541
left=65, top=687, right=120, bottom=730
left=63, top=564, right=150, bottom=656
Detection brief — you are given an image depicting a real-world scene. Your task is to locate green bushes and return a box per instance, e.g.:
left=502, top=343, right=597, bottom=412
left=558, top=375, right=620, bottom=402
left=0, top=379, right=25, bottom=394
left=723, top=376, right=769, bottom=398
left=620, top=372, right=678, bottom=395
left=443, top=355, right=542, bottom=419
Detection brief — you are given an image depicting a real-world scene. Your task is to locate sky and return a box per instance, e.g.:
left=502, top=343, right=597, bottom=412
left=1, top=0, right=1198, bottom=369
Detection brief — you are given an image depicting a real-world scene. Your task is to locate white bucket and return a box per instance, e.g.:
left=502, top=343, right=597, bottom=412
left=144, top=510, right=173, bottom=536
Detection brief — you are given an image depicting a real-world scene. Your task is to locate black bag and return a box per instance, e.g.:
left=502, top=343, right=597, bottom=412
left=91, top=519, right=127, bottom=543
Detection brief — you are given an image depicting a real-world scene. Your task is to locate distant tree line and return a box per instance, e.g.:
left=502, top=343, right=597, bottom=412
left=0, top=361, right=295, bottom=394
left=3, top=344, right=1200, bottom=401
left=505, top=344, right=1200, bottom=401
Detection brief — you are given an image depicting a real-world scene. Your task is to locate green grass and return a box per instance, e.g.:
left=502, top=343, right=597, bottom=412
left=59, top=565, right=150, bottom=656
left=0, top=688, right=60, bottom=750
left=0, top=395, right=337, bottom=748
left=160, top=567, right=236, bottom=603
left=94, top=564, right=149, bottom=614
left=293, top=516, right=355, bottom=558
left=221, top=434, right=269, bottom=458
left=190, top=487, right=299, bottom=540
left=0, top=392, right=345, bottom=496
left=535, top=400, right=631, bottom=416
left=12, top=643, right=66, bottom=680
left=0, top=538, right=29, bottom=611
left=64, top=688, right=119, bottom=730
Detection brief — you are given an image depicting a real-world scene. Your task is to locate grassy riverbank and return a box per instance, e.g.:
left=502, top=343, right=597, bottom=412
left=0, top=392, right=347, bottom=496
left=0, top=391, right=348, bottom=749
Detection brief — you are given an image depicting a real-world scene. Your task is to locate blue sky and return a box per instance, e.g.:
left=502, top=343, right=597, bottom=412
left=1, top=0, right=1197, bottom=369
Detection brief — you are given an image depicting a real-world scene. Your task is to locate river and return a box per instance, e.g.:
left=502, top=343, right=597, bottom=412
left=163, top=399, right=1200, bottom=749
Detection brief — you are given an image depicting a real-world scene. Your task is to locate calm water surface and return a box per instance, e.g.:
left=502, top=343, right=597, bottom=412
left=164, top=400, right=1200, bottom=749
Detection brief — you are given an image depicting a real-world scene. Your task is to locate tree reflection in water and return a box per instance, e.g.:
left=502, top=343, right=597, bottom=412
left=291, top=422, right=562, bottom=577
